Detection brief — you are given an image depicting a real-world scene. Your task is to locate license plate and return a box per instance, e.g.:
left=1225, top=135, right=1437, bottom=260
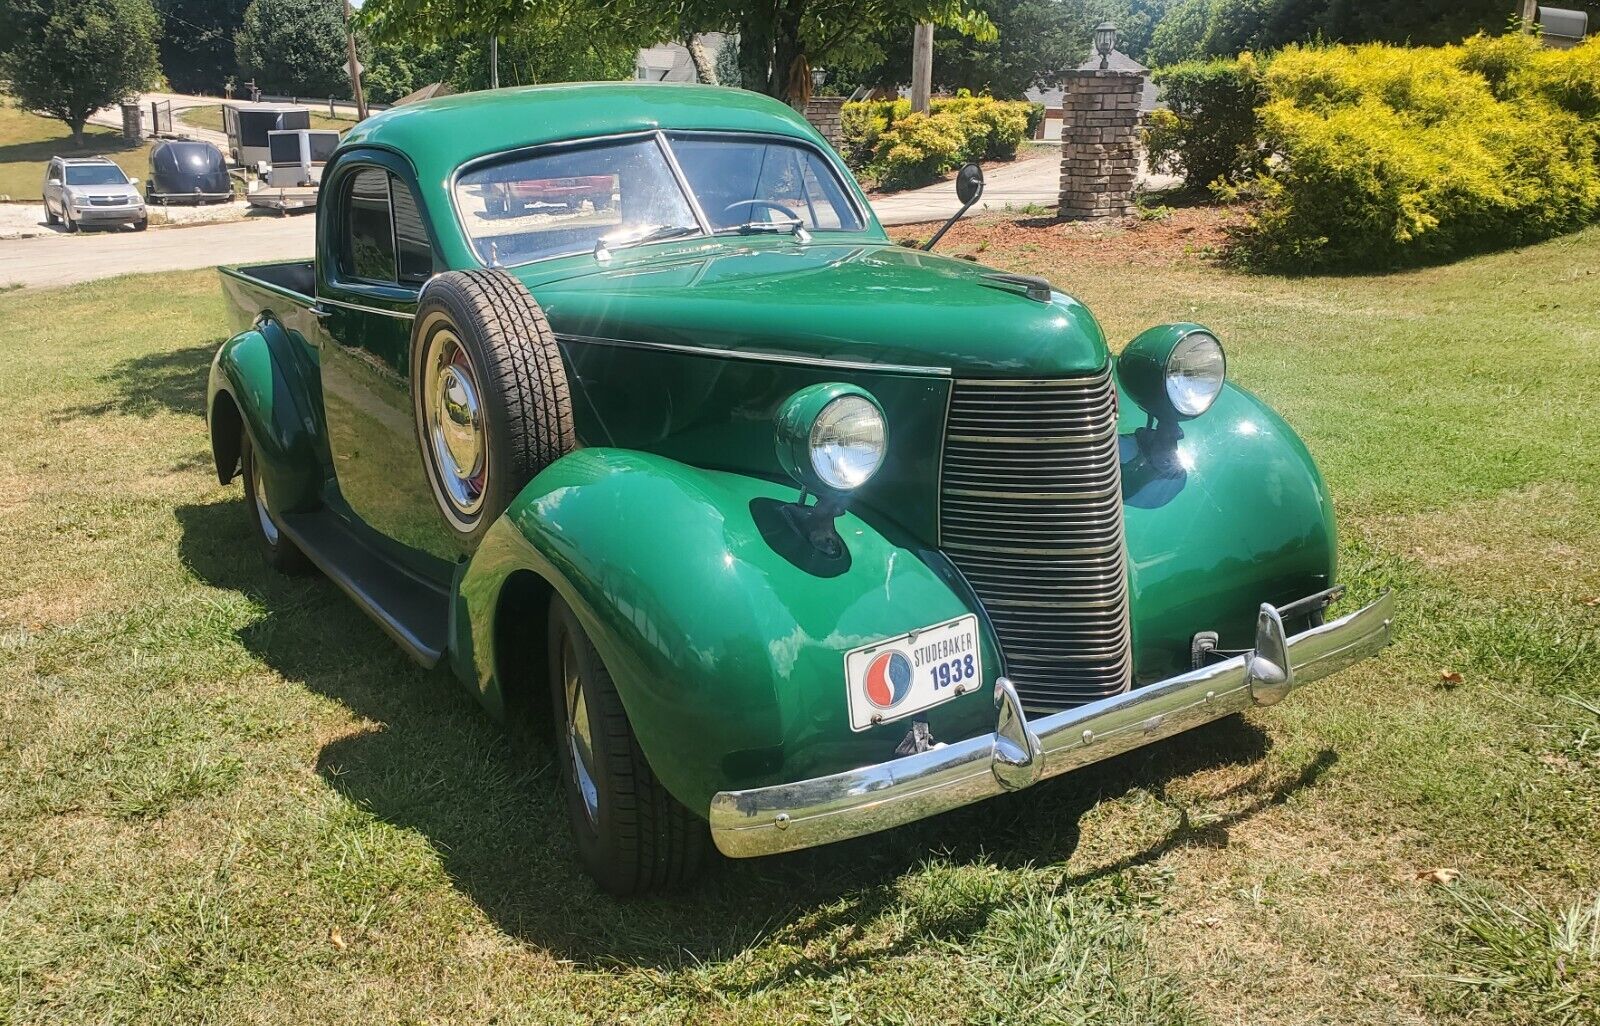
left=844, top=615, right=981, bottom=731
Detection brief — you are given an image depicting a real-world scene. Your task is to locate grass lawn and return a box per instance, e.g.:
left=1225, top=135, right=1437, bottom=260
left=178, top=103, right=359, bottom=136
left=0, top=105, right=151, bottom=201
left=0, top=223, right=1596, bottom=1025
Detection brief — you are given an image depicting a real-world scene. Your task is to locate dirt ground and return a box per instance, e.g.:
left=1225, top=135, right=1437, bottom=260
left=894, top=205, right=1242, bottom=269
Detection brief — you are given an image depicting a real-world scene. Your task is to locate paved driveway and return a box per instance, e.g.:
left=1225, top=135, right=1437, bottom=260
left=0, top=213, right=313, bottom=289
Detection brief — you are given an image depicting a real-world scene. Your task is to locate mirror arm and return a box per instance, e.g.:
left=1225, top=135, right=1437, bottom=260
left=922, top=196, right=979, bottom=251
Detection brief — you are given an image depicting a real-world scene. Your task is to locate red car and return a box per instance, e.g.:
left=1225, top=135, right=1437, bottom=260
left=486, top=175, right=615, bottom=216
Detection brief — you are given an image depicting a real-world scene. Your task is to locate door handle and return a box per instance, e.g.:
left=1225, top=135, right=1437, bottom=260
left=309, top=304, right=332, bottom=318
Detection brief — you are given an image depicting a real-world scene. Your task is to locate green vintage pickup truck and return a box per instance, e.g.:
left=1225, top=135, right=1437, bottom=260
left=209, top=83, right=1393, bottom=894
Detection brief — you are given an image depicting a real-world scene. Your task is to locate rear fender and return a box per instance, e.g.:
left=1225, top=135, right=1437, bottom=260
left=456, top=449, right=1002, bottom=814
left=208, top=317, right=323, bottom=513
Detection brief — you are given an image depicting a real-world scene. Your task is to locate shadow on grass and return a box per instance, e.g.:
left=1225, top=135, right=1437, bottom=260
left=172, top=493, right=1332, bottom=978
left=58, top=341, right=217, bottom=421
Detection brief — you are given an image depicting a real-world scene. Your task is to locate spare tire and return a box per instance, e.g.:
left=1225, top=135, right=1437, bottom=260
left=410, top=269, right=574, bottom=546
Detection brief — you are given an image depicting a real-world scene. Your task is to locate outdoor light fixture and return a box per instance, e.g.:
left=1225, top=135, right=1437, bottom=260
left=811, top=66, right=827, bottom=91
left=1095, top=23, right=1117, bottom=68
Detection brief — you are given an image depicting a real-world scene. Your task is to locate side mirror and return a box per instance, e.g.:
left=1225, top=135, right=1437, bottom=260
left=955, top=162, right=985, bottom=206
left=924, top=162, right=986, bottom=251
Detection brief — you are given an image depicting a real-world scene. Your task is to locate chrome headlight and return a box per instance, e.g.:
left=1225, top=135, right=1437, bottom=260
left=1119, top=324, right=1227, bottom=420
left=775, top=383, right=887, bottom=495
left=1165, top=330, right=1225, bottom=416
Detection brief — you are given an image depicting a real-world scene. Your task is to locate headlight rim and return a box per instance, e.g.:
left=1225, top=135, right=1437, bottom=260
left=774, top=382, right=888, bottom=497
left=1118, top=322, right=1228, bottom=422
left=1163, top=329, right=1226, bottom=419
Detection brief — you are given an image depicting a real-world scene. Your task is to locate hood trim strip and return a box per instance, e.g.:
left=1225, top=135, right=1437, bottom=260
left=555, top=332, right=953, bottom=377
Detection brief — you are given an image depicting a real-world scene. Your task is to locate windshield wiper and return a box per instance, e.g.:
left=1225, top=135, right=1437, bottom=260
left=718, top=220, right=811, bottom=243
left=594, top=223, right=700, bottom=262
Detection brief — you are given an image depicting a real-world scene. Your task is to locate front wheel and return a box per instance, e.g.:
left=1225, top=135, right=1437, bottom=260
left=547, top=597, right=707, bottom=894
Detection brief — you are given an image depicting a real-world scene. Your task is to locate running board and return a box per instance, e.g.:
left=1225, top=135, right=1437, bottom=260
left=277, top=509, right=449, bottom=667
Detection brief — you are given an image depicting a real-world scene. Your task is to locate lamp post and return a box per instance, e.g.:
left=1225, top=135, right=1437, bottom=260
left=811, top=67, right=827, bottom=93
left=1094, top=22, right=1118, bottom=69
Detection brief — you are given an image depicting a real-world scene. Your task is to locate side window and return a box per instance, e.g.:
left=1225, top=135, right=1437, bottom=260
left=338, top=166, right=433, bottom=287
left=47, top=163, right=61, bottom=183
left=391, top=178, right=433, bottom=285
left=342, top=167, right=396, bottom=283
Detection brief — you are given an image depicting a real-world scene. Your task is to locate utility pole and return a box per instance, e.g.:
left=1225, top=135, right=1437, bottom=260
left=342, top=1, right=368, bottom=120
left=1521, top=0, right=1538, bottom=31
left=490, top=33, right=499, bottom=89
left=910, top=23, right=933, bottom=113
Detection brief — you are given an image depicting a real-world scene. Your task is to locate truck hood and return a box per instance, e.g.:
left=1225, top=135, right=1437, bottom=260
left=517, top=238, right=1109, bottom=377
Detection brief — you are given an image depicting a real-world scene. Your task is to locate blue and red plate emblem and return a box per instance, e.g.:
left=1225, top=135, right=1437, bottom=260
left=863, top=650, right=914, bottom=710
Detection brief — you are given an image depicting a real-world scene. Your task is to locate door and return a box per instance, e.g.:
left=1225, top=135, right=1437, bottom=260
left=44, top=161, right=61, bottom=217
left=314, top=155, right=454, bottom=566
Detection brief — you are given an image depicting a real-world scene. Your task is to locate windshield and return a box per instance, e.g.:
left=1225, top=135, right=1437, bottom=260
left=453, top=133, right=865, bottom=267
left=65, top=165, right=128, bottom=186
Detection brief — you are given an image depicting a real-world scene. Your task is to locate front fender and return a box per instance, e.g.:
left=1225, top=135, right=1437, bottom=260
left=457, top=449, right=1002, bottom=814
left=208, top=319, right=323, bottom=513
left=1119, top=381, right=1338, bottom=682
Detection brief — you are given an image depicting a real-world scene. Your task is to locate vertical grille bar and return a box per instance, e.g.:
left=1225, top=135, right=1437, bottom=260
left=940, top=365, right=1132, bottom=711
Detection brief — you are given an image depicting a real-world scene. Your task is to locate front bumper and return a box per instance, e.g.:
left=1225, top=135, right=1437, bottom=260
left=710, top=590, right=1394, bottom=857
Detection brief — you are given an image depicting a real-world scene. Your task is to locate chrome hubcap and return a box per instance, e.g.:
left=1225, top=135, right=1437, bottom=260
left=252, top=457, right=279, bottom=545
left=423, top=328, right=486, bottom=517
left=561, top=636, right=600, bottom=825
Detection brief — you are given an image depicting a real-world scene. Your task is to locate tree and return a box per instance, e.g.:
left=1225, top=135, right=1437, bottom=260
left=708, top=0, right=995, bottom=104
left=361, top=0, right=994, bottom=105
left=0, top=0, right=161, bottom=146
left=845, top=0, right=1140, bottom=100
left=357, top=0, right=667, bottom=90
left=153, top=0, right=250, bottom=94
left=235, top=0, right=349, bottom=97
left=1142, top=0, right=1600, bottom=65
left=714, top=35, right=742, bottom=87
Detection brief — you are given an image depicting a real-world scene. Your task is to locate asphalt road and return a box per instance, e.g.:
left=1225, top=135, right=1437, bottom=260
left=0, top=213, right=314, bottom=290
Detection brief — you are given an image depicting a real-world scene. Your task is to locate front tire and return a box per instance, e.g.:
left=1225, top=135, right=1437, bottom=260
left=240, top=434, right=311, bottom=575
left=547, top=597, right=707, bottom=895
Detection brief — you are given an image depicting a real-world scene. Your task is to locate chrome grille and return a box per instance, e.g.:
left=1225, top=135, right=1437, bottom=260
left=940, top=365, right=1131, bottom=711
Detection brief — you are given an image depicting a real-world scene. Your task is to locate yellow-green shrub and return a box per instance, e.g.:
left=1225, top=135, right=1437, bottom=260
left=872, top=111, right=969, bottom=190
left=841, top=95, right=1033, bottom=189
left=1237, top=37, right=1600, bottom=270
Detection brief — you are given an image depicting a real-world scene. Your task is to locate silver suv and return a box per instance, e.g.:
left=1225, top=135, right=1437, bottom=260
left=42, top=156, right=148, bottom=232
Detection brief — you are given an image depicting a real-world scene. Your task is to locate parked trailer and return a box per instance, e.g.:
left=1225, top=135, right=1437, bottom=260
left=246, top=129, right=340, bottom=214
left=223, top=105, right=311, bottom=169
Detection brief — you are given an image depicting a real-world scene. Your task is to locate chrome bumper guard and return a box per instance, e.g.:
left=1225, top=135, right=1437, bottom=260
left=710, top=591, right=1394, bottom=858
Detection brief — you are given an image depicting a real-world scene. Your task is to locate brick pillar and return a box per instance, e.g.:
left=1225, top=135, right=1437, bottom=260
left=1058, top=69, right=1146, bottom=220
left=803, top=97, right=846, bottom=153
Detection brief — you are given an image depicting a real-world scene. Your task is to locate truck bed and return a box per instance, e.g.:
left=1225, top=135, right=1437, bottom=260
left=233, top=259, right=315, bottom=299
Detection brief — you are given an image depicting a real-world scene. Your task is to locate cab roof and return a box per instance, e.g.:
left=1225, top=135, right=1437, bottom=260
left=339, top=83, right=828, bottom=189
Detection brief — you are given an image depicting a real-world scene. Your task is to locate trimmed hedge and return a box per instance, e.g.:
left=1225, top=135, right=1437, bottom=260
left=840, top=94, right=1032, bottom=191
left=1144, top=54, right=1266, bottom=189
left=1239, top=35, right=1600, bottom=270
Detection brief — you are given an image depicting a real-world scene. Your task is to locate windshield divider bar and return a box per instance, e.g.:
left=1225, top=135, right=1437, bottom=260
left=655, top=130, right=713, bottom=239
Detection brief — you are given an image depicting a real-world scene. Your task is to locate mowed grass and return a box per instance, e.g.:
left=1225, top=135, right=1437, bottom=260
left=0, top=226, right=1597, bottom=1024
left=178, top=103, right=359, bottom=136
left=0, top=104, right=151, bottom=201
